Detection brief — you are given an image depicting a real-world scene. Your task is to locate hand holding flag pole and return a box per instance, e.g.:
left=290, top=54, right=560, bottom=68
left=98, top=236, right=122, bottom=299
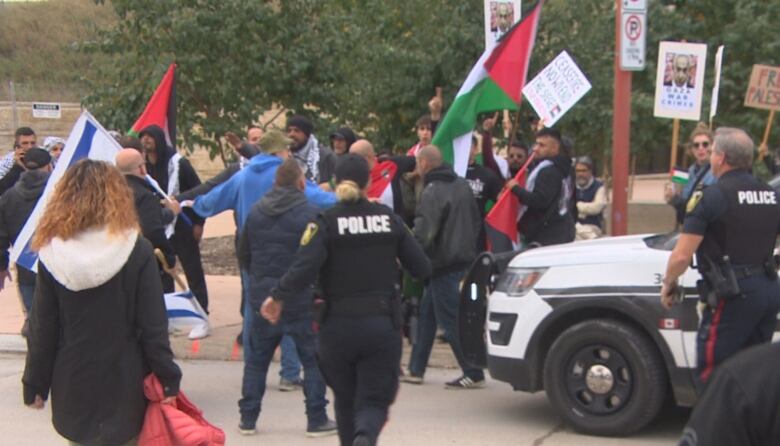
left=145, top=174, right=193, bottom=227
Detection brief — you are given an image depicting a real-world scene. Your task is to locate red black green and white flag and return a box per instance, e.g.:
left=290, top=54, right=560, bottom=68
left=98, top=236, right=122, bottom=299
left=367, top=160, right=399, bottom=210
left=128, top=63, right=177, bottom=147
left=486, top=153, right=536, bottom=253
left=432, top=1, right=543, bottom=176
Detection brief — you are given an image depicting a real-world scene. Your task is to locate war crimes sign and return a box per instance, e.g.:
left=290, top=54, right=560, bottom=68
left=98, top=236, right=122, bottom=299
left=522, top=51, right=592, bottom=127
left=744, top=64, right=780, bottom=111
left=653, top=41, right=708, bottom=121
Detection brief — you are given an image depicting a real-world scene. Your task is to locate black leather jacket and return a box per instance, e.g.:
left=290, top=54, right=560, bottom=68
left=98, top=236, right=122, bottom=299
left=414, top=164, right=481, bottom=275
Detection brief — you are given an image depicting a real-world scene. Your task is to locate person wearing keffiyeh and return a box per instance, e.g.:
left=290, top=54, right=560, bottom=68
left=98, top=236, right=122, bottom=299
left=285, top=115, right=337, bottom=186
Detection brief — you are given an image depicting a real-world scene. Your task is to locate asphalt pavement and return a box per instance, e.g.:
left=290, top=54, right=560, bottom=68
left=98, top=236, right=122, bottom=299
left=0, top=354, right=686, bottom=445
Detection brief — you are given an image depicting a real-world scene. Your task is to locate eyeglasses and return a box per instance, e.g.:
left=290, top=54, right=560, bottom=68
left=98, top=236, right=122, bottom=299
left=692, top=141, right=710, bottom=149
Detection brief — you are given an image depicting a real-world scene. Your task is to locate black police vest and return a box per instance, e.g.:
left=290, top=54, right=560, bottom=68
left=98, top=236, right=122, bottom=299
left=699, top=171, right=780, bottom=266
left=320, top=201, right=400, bottom=300
left=575, top=179, right=604, bottom=228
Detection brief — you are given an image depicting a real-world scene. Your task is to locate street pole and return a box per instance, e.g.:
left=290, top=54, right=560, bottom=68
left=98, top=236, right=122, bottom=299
left=611, top=0, right=631, bottom=236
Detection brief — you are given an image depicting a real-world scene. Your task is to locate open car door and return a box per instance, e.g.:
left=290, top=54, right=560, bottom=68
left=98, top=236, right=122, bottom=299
left=458, top=252, right=496, bottom=369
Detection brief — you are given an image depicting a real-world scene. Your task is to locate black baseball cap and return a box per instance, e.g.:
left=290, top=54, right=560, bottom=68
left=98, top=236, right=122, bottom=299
left=23, top=147, right=52, bottom=170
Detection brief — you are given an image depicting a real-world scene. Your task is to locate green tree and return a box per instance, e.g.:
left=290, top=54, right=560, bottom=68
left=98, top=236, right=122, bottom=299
left=81, top=0, right=779, bottom=168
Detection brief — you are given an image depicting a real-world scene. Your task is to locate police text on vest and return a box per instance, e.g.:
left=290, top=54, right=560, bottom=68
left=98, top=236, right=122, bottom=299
left=337, top=215, right=392, bottom=235
left=737, top=190, right=777, bottom=205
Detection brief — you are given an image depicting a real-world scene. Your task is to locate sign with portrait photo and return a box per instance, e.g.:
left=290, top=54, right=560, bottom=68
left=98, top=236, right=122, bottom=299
left=484, top=0, right=522, bottom=50
left=653, top=41, right=708, bottom=121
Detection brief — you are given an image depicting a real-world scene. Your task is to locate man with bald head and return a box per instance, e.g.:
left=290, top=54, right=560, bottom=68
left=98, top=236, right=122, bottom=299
left=116, top=148, right=180, bottom=278
left=401, top=145, right=485, bottom=389
left=350, top=139, right=416, bottom=214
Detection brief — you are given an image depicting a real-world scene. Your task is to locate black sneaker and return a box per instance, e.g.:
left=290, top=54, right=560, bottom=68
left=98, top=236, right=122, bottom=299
left=353, top=433, right=371, bottom=446
left=306, top=418, right=338, bottom=438
left=238, top=420, right=257, bottom=436
left=445, top=375, right=485, bottom=389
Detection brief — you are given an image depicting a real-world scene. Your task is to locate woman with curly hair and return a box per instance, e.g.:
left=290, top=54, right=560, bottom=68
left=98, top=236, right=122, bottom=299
left=22, top=159, right=181, bottom=445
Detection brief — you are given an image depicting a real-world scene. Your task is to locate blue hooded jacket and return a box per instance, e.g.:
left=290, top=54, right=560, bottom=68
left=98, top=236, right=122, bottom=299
left=191, top=153, right=336, bottom=230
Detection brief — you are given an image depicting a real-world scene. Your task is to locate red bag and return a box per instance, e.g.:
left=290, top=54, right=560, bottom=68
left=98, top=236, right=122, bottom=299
left=138, top=374, right=225, bottom=446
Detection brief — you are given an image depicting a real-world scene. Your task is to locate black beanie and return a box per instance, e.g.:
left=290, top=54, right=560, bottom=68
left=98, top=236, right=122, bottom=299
left=287, top=115, right=313, bottom=137
left=335, top=154, right=370, bottom=189
left=23, top=147, right=52, bottom=170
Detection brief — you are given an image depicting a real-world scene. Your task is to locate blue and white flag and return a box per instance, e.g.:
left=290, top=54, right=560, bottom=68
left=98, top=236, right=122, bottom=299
left=165, top=290, right=208, bottom=329
left=11, top=111, right=123, bottom=272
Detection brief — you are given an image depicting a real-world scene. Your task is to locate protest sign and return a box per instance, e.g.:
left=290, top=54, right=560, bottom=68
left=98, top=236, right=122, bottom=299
left=653, top=41, right=708, bottom=121
left=522, top=50, right=592, bottom=127
left=709, top=45, right=725, bottom=122
left=484, top=0, right=522, bottom=50
left=744, top=64, right=780, bottom=111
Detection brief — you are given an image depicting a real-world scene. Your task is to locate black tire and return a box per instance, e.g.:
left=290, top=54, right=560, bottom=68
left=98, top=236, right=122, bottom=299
left=543, top=319, right=667, bottom=436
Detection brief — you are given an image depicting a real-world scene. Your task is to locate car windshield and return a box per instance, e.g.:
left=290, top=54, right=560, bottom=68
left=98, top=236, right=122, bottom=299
left=643, top=232, right=679, bottom=251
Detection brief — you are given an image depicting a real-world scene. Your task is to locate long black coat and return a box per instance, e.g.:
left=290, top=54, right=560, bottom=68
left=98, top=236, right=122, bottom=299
left=23, top=235, right=181, bottom=445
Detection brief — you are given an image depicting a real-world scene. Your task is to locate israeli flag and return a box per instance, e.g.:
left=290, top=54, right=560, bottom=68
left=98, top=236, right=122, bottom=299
left=11, top=111, right=122, bottom=272
left=165, top=290, right=208, bottom=329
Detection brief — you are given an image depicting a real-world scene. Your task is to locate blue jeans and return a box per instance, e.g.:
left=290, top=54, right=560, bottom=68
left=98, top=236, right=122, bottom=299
left=238, top=301, right=328, bottom=429
left=279, top=334, right=302, bottom=381
left=19, top=283, right=35, bottom=314
left=409, top=270, right=484, bottom=381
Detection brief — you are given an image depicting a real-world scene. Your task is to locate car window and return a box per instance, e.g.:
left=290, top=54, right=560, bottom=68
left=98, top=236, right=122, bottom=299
left=643, top=232, right=679, bottom=251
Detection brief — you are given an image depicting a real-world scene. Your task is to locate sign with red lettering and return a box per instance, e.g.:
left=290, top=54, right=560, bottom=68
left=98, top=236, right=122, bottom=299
left=744, top=64, right=780, bottom=111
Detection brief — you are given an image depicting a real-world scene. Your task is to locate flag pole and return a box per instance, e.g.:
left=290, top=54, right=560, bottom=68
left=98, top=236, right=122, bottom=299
left=760, top=110, right=776, bottom=161
left=669, top=118, right=680, bottom=171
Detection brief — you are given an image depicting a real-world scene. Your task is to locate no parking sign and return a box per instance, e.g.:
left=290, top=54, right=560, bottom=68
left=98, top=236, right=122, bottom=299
left=620, top=0, right=646, bottom=71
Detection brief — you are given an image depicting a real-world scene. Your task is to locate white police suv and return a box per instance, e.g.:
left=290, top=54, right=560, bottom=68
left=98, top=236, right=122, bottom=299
left=459, top=233, right=707, bottom=436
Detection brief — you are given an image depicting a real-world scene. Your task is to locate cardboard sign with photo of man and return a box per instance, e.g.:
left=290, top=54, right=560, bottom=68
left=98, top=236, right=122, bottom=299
left=653, top=41, right=708, bottom=121
left=484, top=0, right=521, bottom=49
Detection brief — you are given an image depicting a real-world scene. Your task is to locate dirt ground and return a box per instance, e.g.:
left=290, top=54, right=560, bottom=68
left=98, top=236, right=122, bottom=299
left=200, top=235, right=239, bottom=276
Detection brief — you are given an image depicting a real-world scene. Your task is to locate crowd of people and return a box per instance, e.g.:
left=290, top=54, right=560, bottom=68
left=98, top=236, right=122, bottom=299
left=11, top=96, right=779, bottom=445
left=0, top=105, right=608, bottom=445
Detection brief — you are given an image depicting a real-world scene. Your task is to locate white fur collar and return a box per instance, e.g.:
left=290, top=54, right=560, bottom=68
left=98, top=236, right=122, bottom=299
left=38, top=228, right=138, bottom=291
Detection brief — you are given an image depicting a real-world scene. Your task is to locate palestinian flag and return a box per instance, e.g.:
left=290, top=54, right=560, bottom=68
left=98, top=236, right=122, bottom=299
left=485, top=153, right=536, bottom=253
left=671, top=167, right=689, bottom=185
left=128, top=63, right=177, bottom=147
left=432, top=1, right=543, bottom=176
left=367, top=160, right=398, bottom=210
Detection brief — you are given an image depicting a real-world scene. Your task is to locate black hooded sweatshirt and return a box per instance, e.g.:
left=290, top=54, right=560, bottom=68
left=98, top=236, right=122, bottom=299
left=139, top=125, right=205, bottom=226
left=511, top=153, right=575, bottom=246
left=0, top=169, right=50, bottom=284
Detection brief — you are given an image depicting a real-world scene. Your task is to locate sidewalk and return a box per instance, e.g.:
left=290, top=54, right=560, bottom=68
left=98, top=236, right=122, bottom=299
left=0, top=272, right=458, bottom=369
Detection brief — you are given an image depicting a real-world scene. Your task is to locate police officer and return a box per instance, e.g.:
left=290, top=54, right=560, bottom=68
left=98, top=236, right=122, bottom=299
left=261, top=154, right=432, bottom=446
left=661, top=127, right=780, bottom=387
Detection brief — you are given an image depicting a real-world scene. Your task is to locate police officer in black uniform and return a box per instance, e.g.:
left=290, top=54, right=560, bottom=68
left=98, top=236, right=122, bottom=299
left=661, top=127, right=780, bottom=387
left=261, top=154, right=432, bottom=446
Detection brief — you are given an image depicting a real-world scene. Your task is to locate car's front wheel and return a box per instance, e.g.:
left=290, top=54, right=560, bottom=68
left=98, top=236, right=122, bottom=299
left=543, top=319, right=667, bottom=436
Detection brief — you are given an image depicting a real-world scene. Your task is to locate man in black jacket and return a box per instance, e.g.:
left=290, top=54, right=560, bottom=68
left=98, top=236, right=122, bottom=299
left=140, top=125, right=210, bottom=339
left=116, top=149, right=180, bottom=281
left=506, top=127, right=575, bottom=246
left=0, top=148, right=52, bottom=335
left=402, top=145, right=485, bottom=389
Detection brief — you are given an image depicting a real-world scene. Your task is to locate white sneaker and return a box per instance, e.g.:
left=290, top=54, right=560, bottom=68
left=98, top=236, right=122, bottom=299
left=188, top=323, right=210, bottom=340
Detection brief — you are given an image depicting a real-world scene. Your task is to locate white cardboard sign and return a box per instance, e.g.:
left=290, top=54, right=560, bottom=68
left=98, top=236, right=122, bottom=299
left=522, top=51, right=592, bottom=127
left=653, top=41, right=708, bottom=121
left=484, top=0, right=522, bottom=50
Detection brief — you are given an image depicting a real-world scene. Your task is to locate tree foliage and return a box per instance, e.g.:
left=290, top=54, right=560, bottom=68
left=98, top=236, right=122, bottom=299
left=81, top=0, right=780, bottom=169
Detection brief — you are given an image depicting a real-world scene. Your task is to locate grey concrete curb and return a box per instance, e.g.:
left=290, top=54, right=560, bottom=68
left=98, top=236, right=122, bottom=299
left=0, top=334, right=27, bottom=354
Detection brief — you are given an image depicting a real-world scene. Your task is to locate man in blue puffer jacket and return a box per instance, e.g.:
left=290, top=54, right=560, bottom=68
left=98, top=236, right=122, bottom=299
left=234, top=158, right=337, bottom=437
left=190, top=130, right=335, bottom=231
